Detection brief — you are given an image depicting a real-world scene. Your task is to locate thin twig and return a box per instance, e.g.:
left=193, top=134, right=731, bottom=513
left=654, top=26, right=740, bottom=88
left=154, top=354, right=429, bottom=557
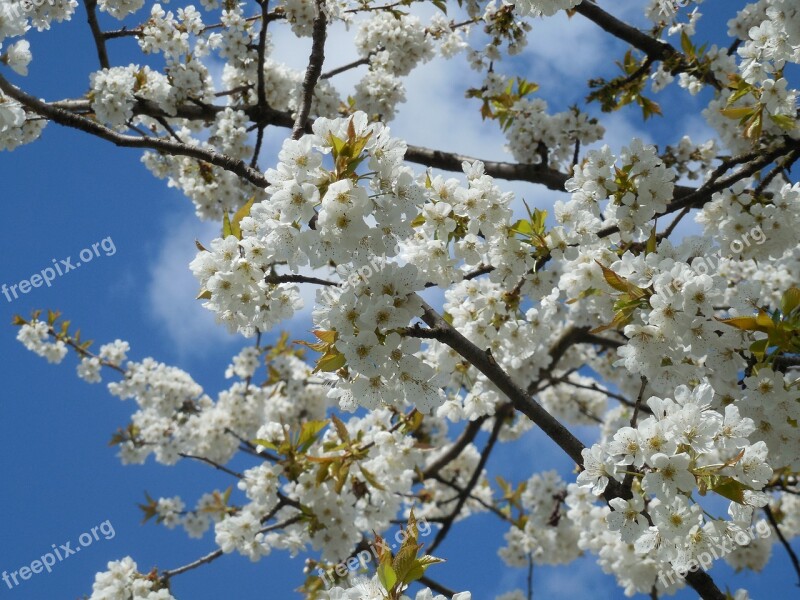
left=178, top=453, right=243, bottom=478
left=161, top=548, right=224, bottom=580
left=321, top=56, right=372, bottom=80
left=427, top=405, right=509, bottom=554
left=764, top=505, right=800, bottom=587
left=630, top=376, right=648, bottom=428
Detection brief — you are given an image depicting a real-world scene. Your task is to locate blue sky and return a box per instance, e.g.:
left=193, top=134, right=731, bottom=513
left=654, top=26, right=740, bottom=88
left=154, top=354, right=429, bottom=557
left=1, top=1, right=797, bottom=598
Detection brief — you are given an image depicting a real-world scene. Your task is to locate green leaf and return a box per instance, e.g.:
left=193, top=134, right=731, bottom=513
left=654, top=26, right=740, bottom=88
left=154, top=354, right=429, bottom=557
left=566, top=287, right=602, bottom=304
left=314, top=349, right=347, bottom=373
left=328, top=133, right=346, bottom=158
left=251, top=438, right=278, bottom=451
left=595, top=261, right=646, bottom=297
left=639, top=96, right=662, bottom=120
left=416, top=554, right=446, bottom=567
left=681, top=31, right=693, bottom=57
left=377, top=563, right=397, bottom=592
left=222, top=211, right=233, bottom=238
left=781, top=287, right=800, bottom=315
left=313, top=329, right=338, bottom=344
left=768, top=113, right=796, bottom=131
left=720, top=106, right=755, bottom=120
left=728, top=81, right=754, bottom=104
left=744, top=111, right=763, bottom=140
left=405, top=563, right=426, bottom=585
left=749, top=338, right=769, bottom=362
left=349, top=131, right=373, bottom=160
left=196, top=289, right=212, bottom=300
left=392, top=544, right=419, bottom=584
left=716, top=316, right=761, bottom=331
left=298, top=420, right=328, bottom=453
left=532, top=208, right=547, bottom=235
left=711, top=477, right=753, bottom=505
left=330, top=414, right=350, bottom=444
left=358, top=465, right=385, bottom=491
left=510, top=219, right=533, bottom=237
left=645, top=226, right=657, bottom=255
left=231, top=196, right=256, bottom=239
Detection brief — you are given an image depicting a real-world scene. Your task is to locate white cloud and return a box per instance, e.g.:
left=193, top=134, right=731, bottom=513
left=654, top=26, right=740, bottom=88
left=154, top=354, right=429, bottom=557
left=145, top=211, right=240, bottom=360
left=517, top=11, right=619, bottom=95
left=538, top=558, right=618, bottom=598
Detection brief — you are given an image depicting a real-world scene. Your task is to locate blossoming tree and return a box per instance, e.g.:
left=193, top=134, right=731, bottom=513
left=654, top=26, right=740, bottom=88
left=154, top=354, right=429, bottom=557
left=3, top=0, right=800, bottom=598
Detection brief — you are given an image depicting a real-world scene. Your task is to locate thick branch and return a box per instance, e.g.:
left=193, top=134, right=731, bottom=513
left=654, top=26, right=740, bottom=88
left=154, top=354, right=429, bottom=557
left=0, top=74, right=269, bottom=189
left=575, top=1, right=674, bottom=61
left=292, top=0, right=327, bottom=140
left=574, top=1, right=720, bottom=90
left=413, top=297, right=587, bottom=466
left=403, top=145, right=570, bottom=192
left=84, top=0, right=110, bottom=69
left=45, top=97, right=575, bottom=191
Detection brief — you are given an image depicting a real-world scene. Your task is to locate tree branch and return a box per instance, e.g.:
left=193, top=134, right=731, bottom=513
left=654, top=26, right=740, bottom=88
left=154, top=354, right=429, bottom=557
left=161, top=548, right=224, bottom=580
left=41, top=96, right=577, bottom=191
left=0, top=74, right=269, bottom=189
left=427, top=404, right=509, bottom=554
left=764, top=504, right=800, bottom=587
left=597, top=139, right=800, bottom=239
left=411, top=297, right=587, bottom=466
left=291, top=0, right=327, bottom=140
left=420, top=416, right=488, bottom=481
left=84, top=0, right=110, bottom=69
left=575, top=1, right=675, bottom=61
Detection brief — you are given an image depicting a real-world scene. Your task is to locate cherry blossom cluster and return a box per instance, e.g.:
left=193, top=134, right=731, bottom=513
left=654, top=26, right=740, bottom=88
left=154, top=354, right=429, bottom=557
left=571, top=383, right=777, bottom=594
left=558, top=139, right=675, bottom=243
left=504, top=97, right=604, bottom=169
left=15, top=319, right=463, bottom=572
left=697, top=180, right=800, bottom=261
left=499, top=471, right=581, bottom=567
left=511, top=0, right=583, bottom=19
left=6, top=0, right=800, bottom=598
left=89, top=557, right=176, bottom=600
left=324, top=579, right=471, bottom=600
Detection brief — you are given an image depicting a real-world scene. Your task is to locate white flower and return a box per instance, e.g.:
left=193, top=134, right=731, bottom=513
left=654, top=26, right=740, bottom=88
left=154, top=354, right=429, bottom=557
left=576, top=444, right=617, bottom=495
left=77, top=357, right=102, bottom=383
left=607, top=494, right=648, bottom=542
left=0, top=96, right=25, bottom=132
left=642, top=453, right=696, bottom=498
left=5, top=40, right=32, bottom=75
